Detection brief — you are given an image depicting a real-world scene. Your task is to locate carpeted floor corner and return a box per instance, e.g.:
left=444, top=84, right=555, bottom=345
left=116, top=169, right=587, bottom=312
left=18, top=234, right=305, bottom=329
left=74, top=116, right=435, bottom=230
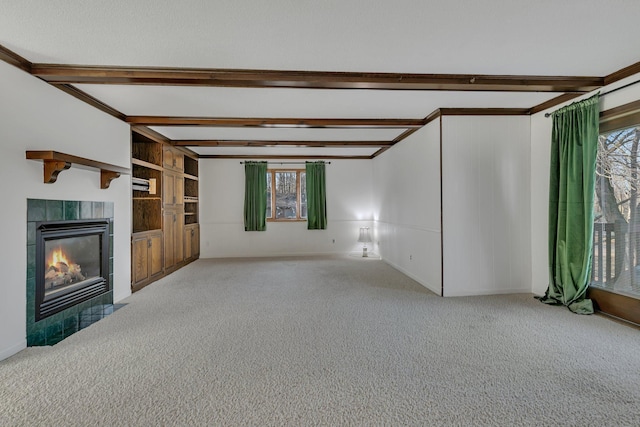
left=1, top=256, right=639, bottom=426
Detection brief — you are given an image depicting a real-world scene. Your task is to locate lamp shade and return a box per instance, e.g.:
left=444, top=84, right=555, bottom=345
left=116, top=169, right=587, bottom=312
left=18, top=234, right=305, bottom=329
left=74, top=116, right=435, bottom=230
left=358, top=227, right=372, bottom=243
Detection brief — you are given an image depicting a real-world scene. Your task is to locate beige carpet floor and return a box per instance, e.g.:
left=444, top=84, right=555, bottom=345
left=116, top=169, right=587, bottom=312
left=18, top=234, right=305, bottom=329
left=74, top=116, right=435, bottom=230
left=1, top=256, right=639, bottom=426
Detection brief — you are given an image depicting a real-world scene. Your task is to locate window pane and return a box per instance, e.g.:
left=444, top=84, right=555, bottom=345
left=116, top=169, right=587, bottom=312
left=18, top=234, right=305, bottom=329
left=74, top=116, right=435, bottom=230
left=275, top=172, right=297, bottom=219
left=266, top=172, right=272, bottom=218
left=300, top=172, right=307, bottom=219
left=592, top=125, right=640, bottom=299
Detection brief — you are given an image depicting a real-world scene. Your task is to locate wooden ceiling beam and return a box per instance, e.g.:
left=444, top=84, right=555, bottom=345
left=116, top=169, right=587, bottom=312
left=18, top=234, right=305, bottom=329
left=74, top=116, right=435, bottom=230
left=0, top=45, right=32, bottom=73
left=51, top=84, right=126, bottom=121
left=438, top=107, right=530, bottom=116
left=604, top=60, right=640, bottom=86
left=126, top=116, right=424, bottom=128
left=371, top=111, right=440, bottom=158
left=198, top=154, right=372, bottom=160
left=173, top=140, right=393, bottom=147
left=30, top=64, right=603, bottom=92
left=528, top=93, right=584, bottom=115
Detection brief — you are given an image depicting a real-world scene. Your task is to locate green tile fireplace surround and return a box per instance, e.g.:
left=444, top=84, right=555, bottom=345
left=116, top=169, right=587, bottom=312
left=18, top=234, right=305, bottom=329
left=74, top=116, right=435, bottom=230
left=26, top=199, right=114, bottom=346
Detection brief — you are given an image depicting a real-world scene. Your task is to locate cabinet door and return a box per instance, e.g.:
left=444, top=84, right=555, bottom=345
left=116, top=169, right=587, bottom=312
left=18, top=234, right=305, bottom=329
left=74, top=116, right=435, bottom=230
left=185, top=224, right=200, bottom=260
left=192, top=224, right=200, bottom=258
left=132, top=231, right=164, bottom=288
left=149, top=232, right=164, bottom=277
left=173, top=151, right=184, bottom=172
left=175, top=175, right=184, bottom=207
left=163, top=146, right=184, bottom=172
left=163, top=212, right=176, bottom=270
left=163, top=172, right=184, bottom=208
left=132, top=235, right=150, bottom=285
left=175, top=212, right=185, bottom=264
left=185, top=225, right=193, bottom=260
left=163, top=172, right=175, bottom=206
left=163, top=146, right=174, bottom=170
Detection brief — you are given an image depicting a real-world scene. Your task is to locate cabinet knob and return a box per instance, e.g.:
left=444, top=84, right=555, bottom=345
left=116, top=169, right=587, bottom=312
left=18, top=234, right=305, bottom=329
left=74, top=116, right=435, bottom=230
left=148, top=239, right=152, bottom=248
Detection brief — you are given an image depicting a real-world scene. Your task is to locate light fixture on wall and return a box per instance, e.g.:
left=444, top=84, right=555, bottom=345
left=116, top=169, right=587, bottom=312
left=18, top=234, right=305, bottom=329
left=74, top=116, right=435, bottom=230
left=358, top=227, right=372, bottom=257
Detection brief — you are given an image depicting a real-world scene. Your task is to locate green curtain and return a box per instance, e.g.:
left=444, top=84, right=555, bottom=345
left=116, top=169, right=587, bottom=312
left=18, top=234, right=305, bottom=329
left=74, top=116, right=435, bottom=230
left=306, top=161, right=327, bottom=230
left=539, top=94, right=600, bottom=314
left=243, top=161, right=267, bottom=231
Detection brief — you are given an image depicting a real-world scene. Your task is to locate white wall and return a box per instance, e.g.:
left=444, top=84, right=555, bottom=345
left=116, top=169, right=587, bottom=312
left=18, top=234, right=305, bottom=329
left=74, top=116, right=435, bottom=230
left=0, top=61, right=131, bottom=360
left=372, top=121, right=442, bottom=295
left=442, top=116, right=531, bottom=296
left=530, top=74, right=640, bottom=295
left=199, top=159, right=373, bottom=257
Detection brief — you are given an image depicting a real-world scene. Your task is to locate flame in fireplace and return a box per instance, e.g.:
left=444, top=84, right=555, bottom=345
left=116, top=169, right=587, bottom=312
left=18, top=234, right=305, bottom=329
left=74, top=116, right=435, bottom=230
left=49, top=248, right=71, bottom=269
left=45, top=247, right=85, bottom=288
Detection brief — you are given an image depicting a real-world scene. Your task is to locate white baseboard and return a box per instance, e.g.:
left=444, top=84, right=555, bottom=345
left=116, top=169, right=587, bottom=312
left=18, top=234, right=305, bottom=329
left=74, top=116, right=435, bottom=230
left=200, top=251, right=346, bottom=259
left=0, top=340, right=26, bottom=362
left=443, top=288, right=531, bottom=297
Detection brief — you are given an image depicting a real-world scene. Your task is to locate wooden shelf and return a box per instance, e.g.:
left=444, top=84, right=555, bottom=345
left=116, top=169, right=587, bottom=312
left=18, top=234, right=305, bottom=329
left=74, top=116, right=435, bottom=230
left=133, top=197, right=162, bottom=201
left=132, top=158, right=164, bottom=172
left=27, top=150, right=130, bottom=189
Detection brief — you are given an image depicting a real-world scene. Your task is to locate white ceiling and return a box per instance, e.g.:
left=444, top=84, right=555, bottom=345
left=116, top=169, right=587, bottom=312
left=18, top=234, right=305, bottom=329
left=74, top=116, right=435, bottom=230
left=2, top=0, right=640, bottom=158
left=76, top=85, right=559, bottom=118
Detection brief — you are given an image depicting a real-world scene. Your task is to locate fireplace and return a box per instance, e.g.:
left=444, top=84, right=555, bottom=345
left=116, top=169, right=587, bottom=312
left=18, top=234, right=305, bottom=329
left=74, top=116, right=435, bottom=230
left=35, top=219, right=110, bottom=321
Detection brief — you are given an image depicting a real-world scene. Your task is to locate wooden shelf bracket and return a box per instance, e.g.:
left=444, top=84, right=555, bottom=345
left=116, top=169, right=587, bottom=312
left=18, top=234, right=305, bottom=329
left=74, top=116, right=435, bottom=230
left=27, top=150, right=130, bottom=188
left=100, top=170, right=121, bottom=189
left=43, top=160, right=72, bottom=184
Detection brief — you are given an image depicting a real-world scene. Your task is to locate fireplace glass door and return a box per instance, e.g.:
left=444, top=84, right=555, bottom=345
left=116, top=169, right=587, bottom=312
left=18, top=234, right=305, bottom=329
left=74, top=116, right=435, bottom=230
left=36, top=220, right=110, bottom=321
left=44, top=234, right=102, bottom=301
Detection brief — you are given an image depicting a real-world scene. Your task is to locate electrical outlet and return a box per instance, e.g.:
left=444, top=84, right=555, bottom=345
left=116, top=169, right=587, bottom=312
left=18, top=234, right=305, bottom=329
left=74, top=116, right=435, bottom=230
left=332, top=239, right=335, bottom=244
left=409, top=254, right=413, bottom=261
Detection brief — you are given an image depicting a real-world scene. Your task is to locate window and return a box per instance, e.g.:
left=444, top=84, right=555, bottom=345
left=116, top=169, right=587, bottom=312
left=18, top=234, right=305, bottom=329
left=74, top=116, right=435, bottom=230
left=266, top=170, right=307, bottom=221
left=593, top=121, right=640, bottom=300
left=589, top=101, right=640, bottom=326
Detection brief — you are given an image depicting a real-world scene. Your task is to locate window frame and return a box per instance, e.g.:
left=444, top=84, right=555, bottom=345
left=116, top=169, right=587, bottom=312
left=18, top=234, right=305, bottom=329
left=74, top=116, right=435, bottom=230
left=266, top=169, right=307, bottom=222
left=588, top=100, right=640, bottom=326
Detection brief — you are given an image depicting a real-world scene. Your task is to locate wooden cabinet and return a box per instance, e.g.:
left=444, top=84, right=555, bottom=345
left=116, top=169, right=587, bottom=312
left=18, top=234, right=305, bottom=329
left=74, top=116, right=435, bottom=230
left=131, top=130, right=199, bottom=291
left=163, top=145, right=184, bottom=172
left=163, top=209, right=185, bottom=271
left=185, top=224, right=200, bottom=260
left=132, top=231, right=163, bottom=291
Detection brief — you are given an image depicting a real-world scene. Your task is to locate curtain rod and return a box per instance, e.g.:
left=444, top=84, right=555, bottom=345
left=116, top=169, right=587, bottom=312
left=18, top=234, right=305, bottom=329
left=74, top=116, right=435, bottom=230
left=239, top=161, right=332, bottom=165
left=544, top=77, right=640, bottom=118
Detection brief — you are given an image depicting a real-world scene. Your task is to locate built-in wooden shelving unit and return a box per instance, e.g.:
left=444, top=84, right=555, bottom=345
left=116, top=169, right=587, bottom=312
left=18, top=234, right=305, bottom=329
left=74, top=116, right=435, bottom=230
left=130, top=131, right=199, bottom=292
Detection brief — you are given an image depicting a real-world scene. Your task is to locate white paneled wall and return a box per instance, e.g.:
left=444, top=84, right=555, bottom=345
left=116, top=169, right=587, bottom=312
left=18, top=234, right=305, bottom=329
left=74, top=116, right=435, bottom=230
left=441, top=116, right=531, bottom=296
left=198, top=159, right=374, bottom=258
left=373, top=121, right=442, bottom=295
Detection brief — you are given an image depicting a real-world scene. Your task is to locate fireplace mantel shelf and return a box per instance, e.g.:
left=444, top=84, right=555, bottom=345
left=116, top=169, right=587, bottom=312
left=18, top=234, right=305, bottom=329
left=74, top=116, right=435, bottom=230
left=26, top=150, right=130, bottom=189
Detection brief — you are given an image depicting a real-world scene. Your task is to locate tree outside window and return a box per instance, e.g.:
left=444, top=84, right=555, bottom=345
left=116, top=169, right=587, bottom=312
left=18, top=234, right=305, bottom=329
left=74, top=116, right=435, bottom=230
left=593, top=125, right=640, bottom=298
left=266, top=170, right=307, bottom=221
